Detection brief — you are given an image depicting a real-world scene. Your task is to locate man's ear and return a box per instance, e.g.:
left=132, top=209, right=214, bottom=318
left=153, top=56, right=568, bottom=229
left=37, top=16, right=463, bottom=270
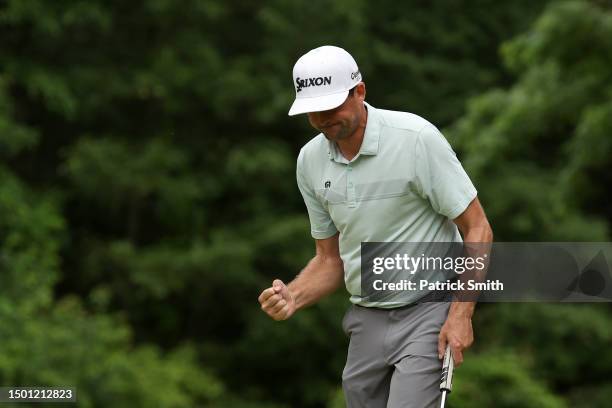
left=355, top=82, right=366, bottom=101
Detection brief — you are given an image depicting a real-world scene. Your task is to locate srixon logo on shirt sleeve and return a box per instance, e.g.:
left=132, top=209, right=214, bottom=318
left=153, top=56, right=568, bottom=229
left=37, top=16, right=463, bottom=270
left=295, top=76, right=332, bottom=92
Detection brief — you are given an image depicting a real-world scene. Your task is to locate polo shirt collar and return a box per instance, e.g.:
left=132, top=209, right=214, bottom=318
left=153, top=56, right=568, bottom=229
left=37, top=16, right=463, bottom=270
left=327, top=101, right=381, bottom=162
left=360, top=102, right=381, bottom=155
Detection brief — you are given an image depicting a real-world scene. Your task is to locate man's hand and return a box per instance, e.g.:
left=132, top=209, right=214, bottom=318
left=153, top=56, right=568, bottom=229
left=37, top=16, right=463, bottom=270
left=437, top=314, right=474, bottom=367
left=258, top=279, right=296, bottom=321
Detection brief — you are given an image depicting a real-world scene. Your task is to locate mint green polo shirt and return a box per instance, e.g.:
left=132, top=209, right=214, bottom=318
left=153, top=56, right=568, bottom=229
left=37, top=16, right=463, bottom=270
left=296, top=102, right=477, bottom=307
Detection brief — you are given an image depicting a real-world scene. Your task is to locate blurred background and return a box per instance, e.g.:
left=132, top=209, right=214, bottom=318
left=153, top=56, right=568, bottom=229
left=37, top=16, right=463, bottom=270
left=1, top=0, right=612, bottom=407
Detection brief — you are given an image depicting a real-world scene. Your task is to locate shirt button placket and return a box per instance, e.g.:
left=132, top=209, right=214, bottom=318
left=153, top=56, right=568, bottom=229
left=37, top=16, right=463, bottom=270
left=347, top=165, right=356, bottom=208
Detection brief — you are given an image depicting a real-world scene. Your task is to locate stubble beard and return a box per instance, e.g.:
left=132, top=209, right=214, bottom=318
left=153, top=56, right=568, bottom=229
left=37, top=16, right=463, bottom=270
left=322, top=117, right=358, bottom=142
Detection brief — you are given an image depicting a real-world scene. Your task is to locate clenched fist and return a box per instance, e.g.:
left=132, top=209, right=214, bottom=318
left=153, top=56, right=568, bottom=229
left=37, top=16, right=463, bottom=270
left=258, top=279, right=296, bottom=321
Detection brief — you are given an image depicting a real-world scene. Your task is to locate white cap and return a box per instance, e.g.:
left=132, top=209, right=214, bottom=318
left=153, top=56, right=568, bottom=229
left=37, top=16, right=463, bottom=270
left=288, top=46, right=362, bottom=116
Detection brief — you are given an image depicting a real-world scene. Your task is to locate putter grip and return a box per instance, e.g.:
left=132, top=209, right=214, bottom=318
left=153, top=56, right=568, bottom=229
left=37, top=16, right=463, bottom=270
left=440, top=345, right=454, bottom=392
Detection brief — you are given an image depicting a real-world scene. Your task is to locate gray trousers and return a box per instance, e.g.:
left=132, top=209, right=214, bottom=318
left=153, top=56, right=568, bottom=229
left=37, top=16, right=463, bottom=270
left=341, top=301, right=451, bottom=408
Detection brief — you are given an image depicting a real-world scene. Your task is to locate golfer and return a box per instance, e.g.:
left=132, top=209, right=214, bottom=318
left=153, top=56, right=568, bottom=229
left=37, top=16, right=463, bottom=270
left=258, top=45, right=493, bottom=407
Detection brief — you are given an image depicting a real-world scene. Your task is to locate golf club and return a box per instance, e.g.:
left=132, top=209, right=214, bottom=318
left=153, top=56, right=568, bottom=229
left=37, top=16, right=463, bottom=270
left=439, top=344, right=454, bottom=408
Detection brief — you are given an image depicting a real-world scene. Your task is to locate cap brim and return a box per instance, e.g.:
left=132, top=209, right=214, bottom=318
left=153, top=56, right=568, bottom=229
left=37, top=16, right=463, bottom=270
left=288, top=91, right=349, bottom=116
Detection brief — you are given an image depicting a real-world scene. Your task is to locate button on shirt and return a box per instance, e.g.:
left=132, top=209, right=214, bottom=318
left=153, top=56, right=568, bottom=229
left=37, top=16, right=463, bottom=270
left=296, top=102, right=477, bottom=307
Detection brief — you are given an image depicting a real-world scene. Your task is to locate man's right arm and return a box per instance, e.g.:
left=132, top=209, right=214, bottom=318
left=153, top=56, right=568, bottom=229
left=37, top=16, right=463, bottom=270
left=258, top=232, right=344, bottom=321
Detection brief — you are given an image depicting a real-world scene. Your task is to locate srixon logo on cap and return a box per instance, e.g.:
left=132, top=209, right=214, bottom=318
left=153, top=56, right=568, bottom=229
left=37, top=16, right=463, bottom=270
left=295, top=76, right=332, bottom=93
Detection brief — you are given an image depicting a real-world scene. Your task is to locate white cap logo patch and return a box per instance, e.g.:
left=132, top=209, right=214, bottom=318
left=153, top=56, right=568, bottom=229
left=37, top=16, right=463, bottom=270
left=295, top=76, right=332, bottom=93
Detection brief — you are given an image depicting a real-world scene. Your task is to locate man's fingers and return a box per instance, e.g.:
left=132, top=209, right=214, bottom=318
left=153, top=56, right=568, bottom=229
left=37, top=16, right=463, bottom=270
left=269, top=298, right=287, bottom=314
left=438, top=337, right=465, bottom=366
left=267, top=301, right=289, bottom=320
left=437, top=334, right=447, bottom=360
left=261, top=294, right=282, bottom=311
left=258, top=279, right=294, bottom=321
left=451, top=343, right=464, bottom=367
left=258, top=287, right=276, bottom=304
left=453, top=350, right=464, bottom=367
left=270, top=304, right=290, bottom=321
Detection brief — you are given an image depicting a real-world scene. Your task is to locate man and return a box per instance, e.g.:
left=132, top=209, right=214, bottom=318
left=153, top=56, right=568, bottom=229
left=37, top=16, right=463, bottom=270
left=258, top=45, right=493, bottom=407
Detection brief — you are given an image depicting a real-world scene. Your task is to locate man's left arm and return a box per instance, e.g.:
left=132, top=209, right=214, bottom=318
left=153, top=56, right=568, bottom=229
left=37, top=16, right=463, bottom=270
left=437, top=197, right=493, bottom=366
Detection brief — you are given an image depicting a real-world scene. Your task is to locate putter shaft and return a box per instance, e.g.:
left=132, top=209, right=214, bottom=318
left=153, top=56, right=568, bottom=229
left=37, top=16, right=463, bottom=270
left=439, top=390, right=447, bottom=408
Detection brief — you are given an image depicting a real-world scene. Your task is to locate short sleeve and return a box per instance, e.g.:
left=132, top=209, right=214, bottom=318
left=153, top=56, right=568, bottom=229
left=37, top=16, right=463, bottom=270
left=296, top=149, right=338, bottom=239
left=413, top=124, right=477, bottom=219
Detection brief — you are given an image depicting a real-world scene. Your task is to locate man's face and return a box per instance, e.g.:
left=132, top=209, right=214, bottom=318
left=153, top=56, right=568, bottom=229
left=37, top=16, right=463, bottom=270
left=307, top=83, right=366, bottom=142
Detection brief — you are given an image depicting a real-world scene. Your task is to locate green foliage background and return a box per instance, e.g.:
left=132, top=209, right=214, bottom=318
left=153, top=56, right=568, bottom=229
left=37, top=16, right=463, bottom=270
left=1, top=0, right=611, bottom=406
